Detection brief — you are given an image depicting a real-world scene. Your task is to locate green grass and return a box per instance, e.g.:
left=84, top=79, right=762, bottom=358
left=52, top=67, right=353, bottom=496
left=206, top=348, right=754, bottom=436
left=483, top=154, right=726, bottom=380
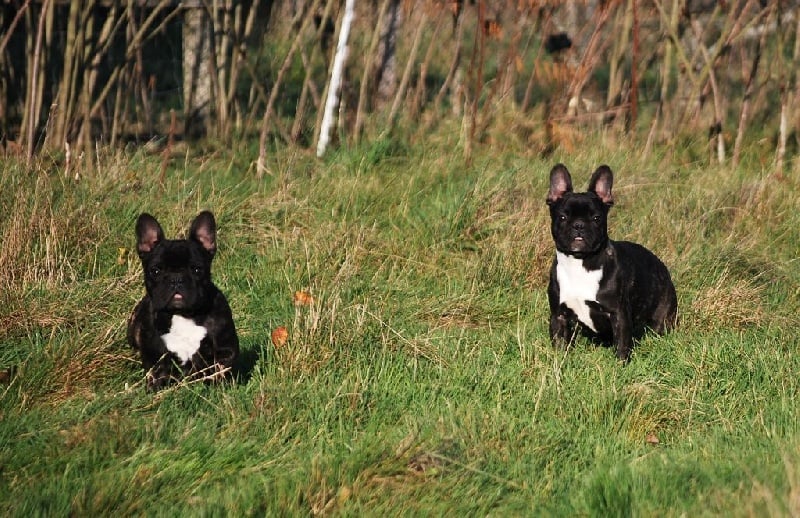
left=1, top=132, right=799, bottom=516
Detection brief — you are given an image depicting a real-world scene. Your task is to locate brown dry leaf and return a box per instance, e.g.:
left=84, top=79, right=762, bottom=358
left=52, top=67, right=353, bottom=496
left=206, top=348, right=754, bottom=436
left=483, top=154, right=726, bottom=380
left=271, top=326, right=288, bottom=348
left=293, top=290, right=314, bottom=306
left=645, top=433, right=660, bottom=445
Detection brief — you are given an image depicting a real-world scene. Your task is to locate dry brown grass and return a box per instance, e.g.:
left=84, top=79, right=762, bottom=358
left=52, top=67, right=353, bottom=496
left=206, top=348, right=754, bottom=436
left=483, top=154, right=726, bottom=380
left=0, top=186, right=71, bottom=292
left=689, top=268, right=768, bottom=332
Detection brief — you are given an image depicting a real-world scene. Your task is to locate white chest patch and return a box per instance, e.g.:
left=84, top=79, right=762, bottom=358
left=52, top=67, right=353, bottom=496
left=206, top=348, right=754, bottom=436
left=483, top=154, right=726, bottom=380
left=161, top=315, right=207, bottom=364
left=555, top=252, right=602, bottom=332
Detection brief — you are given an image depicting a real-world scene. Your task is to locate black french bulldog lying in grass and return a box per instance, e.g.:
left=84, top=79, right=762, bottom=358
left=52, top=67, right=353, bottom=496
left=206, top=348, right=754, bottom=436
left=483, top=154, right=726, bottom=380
left=546, top=164, right=677, bottom=361
left=127, top=211, right=239, bottom=390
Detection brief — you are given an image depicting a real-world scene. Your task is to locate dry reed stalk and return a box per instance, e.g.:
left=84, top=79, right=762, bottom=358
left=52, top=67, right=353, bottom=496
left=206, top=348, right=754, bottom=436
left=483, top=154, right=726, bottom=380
left=258, top=0, right=323, bottom=172
left=645, top=0, right=681, bottom=156
left=776, top=8, right=800, bottom=173
left=288, top=0, right=336, bottom=142
left=691, top=19, right=726, bottom=163
left=733, top=18, right=768, bottom=166
left=564, top=3, right=612, bottom=119
left=411, top=4, right=447, bottom=120
left=627, top=0, right=639, bottom=133
left=386, top=9, right=427, bottom=135
left=0, top=0, right=31, bottom=57
left=354, top=0, right=392, bottom=141
left=159, top=109, right=177, bottom=187
left=25, top=0, right=50, bottom=164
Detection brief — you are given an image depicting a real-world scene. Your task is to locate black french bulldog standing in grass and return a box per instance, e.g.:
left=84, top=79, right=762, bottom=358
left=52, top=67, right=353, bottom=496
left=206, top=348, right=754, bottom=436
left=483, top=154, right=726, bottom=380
left=127, top=211, right=239, bottom=390
left=546, top=164, right=677, bottom=361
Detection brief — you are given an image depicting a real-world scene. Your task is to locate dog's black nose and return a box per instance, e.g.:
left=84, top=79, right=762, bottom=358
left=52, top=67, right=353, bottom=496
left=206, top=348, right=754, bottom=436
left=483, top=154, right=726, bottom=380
left=573, top=221, right=585, bottom=231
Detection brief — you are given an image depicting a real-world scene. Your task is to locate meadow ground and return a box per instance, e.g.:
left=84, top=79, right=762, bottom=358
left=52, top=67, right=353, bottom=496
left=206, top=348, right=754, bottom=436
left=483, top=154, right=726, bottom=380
left=1, top=131, right=799, bottom=515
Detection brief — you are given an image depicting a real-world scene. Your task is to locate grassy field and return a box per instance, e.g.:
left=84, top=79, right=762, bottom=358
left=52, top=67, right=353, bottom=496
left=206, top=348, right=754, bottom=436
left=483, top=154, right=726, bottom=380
left=1, top=130, right=799, bottom=516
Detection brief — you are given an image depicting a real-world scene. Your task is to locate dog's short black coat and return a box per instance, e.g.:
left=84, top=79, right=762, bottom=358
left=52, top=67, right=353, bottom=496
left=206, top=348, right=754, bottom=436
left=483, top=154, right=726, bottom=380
left=546, top=164, right=677, bottom=361
left=127, top=211, right=239, bottom=390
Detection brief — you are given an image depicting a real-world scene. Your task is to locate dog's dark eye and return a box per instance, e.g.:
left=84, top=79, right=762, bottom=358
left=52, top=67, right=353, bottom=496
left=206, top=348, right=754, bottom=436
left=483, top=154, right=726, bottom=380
left=150, top=266, right=161, bottom=277
left=559, top=214, right=567, bottom=221
left=592, top=215, right=601, bottom=222
left=192, top=265, right=203, bottom=275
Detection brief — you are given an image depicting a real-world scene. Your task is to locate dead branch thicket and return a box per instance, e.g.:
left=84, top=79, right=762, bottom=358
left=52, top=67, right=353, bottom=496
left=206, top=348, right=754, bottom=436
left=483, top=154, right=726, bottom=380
left=1, top=0, right=799, bottom=169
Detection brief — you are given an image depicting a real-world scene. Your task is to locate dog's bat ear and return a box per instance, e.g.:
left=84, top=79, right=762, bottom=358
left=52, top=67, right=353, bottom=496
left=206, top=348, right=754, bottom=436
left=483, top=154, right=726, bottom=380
left=190, top=211, right=217, bottom=257
left=136, top=213, right=164, bottom=257
left=547, top=164, right=573, bottom=204
left=588, top=165, right=614, bottom=205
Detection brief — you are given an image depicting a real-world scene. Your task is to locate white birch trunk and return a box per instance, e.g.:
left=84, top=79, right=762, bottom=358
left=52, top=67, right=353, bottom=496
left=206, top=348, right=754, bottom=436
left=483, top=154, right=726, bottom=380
left=316, top=0, right=355, bottom=158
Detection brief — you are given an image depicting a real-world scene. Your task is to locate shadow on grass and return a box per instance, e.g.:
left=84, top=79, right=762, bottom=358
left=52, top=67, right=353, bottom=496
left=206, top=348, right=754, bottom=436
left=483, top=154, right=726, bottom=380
left=233, top=344, right=261, bottom=385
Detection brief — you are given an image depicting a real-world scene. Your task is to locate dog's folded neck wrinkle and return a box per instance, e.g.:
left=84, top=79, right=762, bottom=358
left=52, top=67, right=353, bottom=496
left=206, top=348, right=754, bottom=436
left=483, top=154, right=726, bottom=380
left=157, top=307, right=194, bottom=323
left=169, top=308, right=200, bottom=321
left=561, top=238, right=610, bottom=260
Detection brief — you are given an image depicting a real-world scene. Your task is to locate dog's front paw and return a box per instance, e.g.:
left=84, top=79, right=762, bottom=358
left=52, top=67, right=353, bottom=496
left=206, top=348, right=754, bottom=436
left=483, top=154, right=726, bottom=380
left=184, top=361, right=232, bottom=385
left=614, top=344, right=632, bottom=363
left=550, top=313, right=573, bottom=348
left=209, top=362, right=230, bottom=379
left=550, top=335, right=570, bottom=351
left=146, top=372, right=171, bottom=392
left=145, top=360, right=178, bottom=391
